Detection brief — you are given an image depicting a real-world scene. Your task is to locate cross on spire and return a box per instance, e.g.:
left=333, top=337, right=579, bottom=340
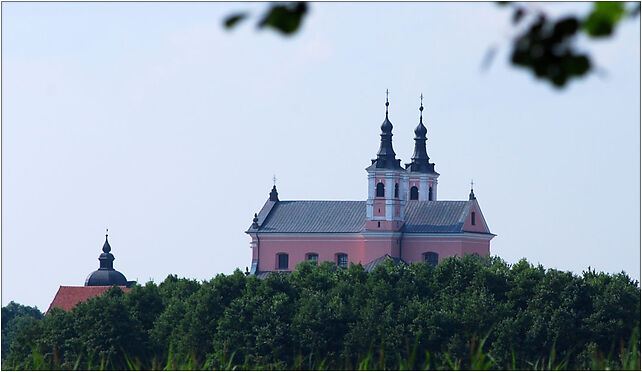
left=470, top=179, right=474, bottom=190
left=273, top=174, right=277, bottom=186
left=385, top=89, right=390, bottom=115
left=106, top=228, right=108, bottom=237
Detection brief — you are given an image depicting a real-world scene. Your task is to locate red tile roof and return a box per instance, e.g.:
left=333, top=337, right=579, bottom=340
left=47, top=286, right=130, bottom=313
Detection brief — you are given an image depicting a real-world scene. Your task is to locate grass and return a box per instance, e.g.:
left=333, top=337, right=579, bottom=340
left=9, top=334, right=640, bottom=371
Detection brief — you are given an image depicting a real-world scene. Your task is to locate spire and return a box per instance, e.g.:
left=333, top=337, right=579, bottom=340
left=370, top=90, right=402, bottom=170
left=469, top=179, right=476, bottom=200
left=407, top=94, right=435, bottom=173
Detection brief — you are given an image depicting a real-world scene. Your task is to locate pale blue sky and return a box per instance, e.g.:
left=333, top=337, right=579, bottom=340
left=2, top=2, right=640, bottom=311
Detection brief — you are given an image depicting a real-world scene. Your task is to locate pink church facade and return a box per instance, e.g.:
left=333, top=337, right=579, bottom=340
left=246, top=97, right=494, bottom=276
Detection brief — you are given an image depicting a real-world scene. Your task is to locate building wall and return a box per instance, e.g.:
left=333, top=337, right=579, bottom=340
left=461, top=202, right=488, bottom=233
left=400, top=235, right=491, bottom=264
left=363, top=234, right=401, bottom=263
left=253, top=233, right=491, bottom=271
left=256, top=235, right=365, bottom=271
left=461, top=238, right=491, bottom=256
left=400, top=237, right=463, bottom=264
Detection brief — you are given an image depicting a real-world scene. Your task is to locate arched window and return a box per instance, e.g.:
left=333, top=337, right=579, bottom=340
left=306, top=253, right=319, bottom=266
left=376, top=182, right=385, bottom=197
left=471, top=212, right=476, bottom=226
left=337, top=253, right=348, bottom=268
left=410, top=186, right=419, bottom=200
left=428, top=187, right=433, bottom=201
left=394, top=183, right=399, bottom=198
left=424, top=252, right=438, bottom=267
left=277, top=253, right=289, bottom=270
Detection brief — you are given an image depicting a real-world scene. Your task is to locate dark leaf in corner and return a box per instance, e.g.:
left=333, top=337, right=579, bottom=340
left=224, top=13, right=248, bottom=29
left=259, top=2, right=308, bottom=35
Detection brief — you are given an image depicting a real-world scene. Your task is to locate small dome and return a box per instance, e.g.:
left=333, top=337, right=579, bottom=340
left=85, top=233, right=129, bottom=287
left=85, top=269, right=128, bottom=286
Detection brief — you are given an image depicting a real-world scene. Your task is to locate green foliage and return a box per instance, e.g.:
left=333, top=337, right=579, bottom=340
left=584, top=2, right=627, bottom=37
left=223, top=2, right=308, bottom=36
left=222, top=2, right=639, bottom=88
left=3, top=256, right=640, bottom=370
left=1, top=301, right=43, bottom=362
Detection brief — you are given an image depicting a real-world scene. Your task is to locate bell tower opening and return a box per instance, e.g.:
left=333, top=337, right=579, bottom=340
left=410, top=186, right=419, bottom=200
left=376, top=182, right=385, bottom=197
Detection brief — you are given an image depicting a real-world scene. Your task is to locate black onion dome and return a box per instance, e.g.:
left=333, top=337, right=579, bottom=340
left=84, top=233, right=128, bottom=286
left=102, top=237, right=111, bottom=253
left=414, top=122, right=427, bottom=137
left=381, top=109, right=393, bottom=132
left=406, top=100, right=437, bottom=174
left=367, top=97, right=403, bottom=171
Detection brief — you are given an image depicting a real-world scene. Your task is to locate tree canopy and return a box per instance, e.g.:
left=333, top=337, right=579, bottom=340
left=2, top=255, right=640, bottom=370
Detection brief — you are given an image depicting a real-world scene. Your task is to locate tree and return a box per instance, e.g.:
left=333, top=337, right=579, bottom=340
left=1, top=302, right=43, bottom=362
left=223, top=2, right=640, bottom=88
left=3, top=256, right=640, bottom=370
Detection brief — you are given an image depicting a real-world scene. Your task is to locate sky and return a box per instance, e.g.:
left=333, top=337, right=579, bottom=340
left=2, top=2, right=640, bottom=311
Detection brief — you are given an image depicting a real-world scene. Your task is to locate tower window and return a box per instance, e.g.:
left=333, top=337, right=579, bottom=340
left=377, top=221, right=380, bottom=228
left=306, top=253, right=318, bottom=265
left=424, top=252, right=438, bottom=267
left=471, top=212, right=476, bottom=226
left=410, top=186, right=419, bottom=200
left=277, top=253, right=289, bottom=270
left=428, top=187, right=433, bottom=201
left=337, top=253, right=348, bottom=268
left=376, top=182, right=385, bottom=197
left=394, top=183, right=399, bottom=198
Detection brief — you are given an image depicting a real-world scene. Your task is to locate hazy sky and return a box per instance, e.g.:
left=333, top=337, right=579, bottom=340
left=2, top=2, right=640, bottom=311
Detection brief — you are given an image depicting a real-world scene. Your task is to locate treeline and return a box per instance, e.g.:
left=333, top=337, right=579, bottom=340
left=3, top=255, right=640, bottom=370
left=2, top=302, right=43, bottom=362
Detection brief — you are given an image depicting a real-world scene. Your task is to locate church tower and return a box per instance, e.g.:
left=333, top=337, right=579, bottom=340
left=365, top=92, right=406, bottom=232
left=405, top=96, right=439, bottom=200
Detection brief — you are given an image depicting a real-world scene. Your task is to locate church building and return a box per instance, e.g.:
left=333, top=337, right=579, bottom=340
left=246, top=96, right=495, bottom=276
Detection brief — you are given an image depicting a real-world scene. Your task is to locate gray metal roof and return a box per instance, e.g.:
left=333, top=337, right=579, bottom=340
left=258, top=201, right=366, bottom=233
left=403, top=200, right=473, bottom=233
left=251, top=199, right=480, bottom=234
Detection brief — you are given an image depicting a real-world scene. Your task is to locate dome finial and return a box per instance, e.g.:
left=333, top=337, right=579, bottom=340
left=103, top=229, right=112, bottom=253
left=385, top=89, right=390, bottom=116
left=469, top=179, right=476, bottom=200
left=419, top=93, right=424, bottom=122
